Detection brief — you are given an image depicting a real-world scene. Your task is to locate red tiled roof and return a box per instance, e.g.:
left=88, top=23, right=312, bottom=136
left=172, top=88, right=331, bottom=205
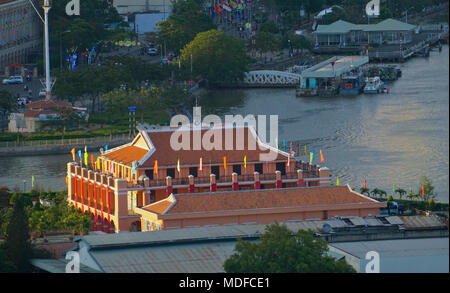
left=25, top=100, right=72, bottom=111
left=23, top=109, right=60, bottom=118
left=102, top=145, right=149, bottom=165
left=142, top=197, right=174, bottom=214
left=102, top=126, right=289, bottom=167
left=144, top=186, right=382, bottom=215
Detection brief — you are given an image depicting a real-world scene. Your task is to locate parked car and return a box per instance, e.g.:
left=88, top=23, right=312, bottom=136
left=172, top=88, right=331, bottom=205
left=38, top=89, right=46, bottom=97
left=2, top=76, right=24, bottom=84
left=148, top=47, right=158, bottom=56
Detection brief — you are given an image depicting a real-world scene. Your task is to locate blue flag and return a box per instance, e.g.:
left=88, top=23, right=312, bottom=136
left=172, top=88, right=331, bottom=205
left=105, top=145, right=108, bottom=151
left=283, top=140, right=286, bottom=152
left=132, top=161, right=136, bottom=174
left=312, top=148, right=316, bottom=161
left=78, top=150, right=82, bottom=160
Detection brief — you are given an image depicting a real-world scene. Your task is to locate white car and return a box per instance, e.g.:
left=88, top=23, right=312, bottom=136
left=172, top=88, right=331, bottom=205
left=148, top=47, right=158, bottom=56
left=39, top=89, right=46, bottom=97
left=2, top=76, right=24, bottom=84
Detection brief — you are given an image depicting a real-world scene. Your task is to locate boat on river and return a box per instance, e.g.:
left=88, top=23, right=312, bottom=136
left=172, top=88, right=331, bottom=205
left=339, top=69, right=366, bottom=95
left=363, top=76, right=383, bottom=94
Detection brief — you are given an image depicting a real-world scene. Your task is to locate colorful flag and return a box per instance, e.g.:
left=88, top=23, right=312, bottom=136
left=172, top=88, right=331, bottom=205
left=105, top=145, right=108, bottom=151
left=223, top=156, right=227, bottom=170
left=132, top=161, right=136, bottom=175
left=309, top=152, right=313, bottom=164
left=71, top=148, right=76, bottom=161
left=199, top=157, right=202, bottom=171
left=78, top=150, right=82, bottom=163
left=312, top=148, right=315, bottom=161
left=297, top=144, right=300, bottom=156
left=320, top=149, right=324, bottom=163
left=336, top=177, right=340, bottom=186
left=287, top=154, right=290, bottom=166
left=154, top=160, right=158, bottom=174
left=244, top=155, right=247, bottom=168
left=422, top=185, right=425, bottom=198
left=364, top=179, right=367, bottom=190
left=222, top=2, right=232, bottom=12
left=290, top=141, right=292, bottom=154
left=283, top=140, right=286, bottom=152
left=304, top=145, right=307, bottom=155
left=230, top=0, right=238, bottom=8
left=177, top=159, right=180, bottom=173
left=31, top=176, right=35, bottom=188
left=84, top=151, right=88, bottom=166
left=84, top=145, right=87, bottom=153
left=90, top=154, right=94, bottom=169
left=97, top=157, right=101, bottom=170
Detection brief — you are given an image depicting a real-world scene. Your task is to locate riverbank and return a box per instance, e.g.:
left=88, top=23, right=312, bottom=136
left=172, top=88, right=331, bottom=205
left=0, top=138, right=128, bottom=157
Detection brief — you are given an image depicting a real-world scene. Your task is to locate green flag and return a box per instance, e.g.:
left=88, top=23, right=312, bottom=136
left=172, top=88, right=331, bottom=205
left=309, top=152, right=313, bottom=164
left=31, top=176, right=35, bottom=189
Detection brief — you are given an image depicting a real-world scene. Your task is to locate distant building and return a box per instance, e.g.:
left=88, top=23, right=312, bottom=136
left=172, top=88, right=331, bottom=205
left=329, top=238, right=449, bottom=273
left=66, top=123, right=386, bottom=233
left=314, top=18, right=416, bottom=48
left=0, top=0, right=42, bottom=76
left=113, top=0, right=172, bottom=16
left=8, top=100, right=83, bottom=133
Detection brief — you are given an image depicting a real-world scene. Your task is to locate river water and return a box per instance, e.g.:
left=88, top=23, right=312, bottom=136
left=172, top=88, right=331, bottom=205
left=0, top=46, right=448, bottom=202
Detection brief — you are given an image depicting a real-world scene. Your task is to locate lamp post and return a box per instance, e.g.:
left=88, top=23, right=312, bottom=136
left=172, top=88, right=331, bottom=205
left=43, top=0, right=51, bottom=100
left=60, top=30, right=71, bottom=69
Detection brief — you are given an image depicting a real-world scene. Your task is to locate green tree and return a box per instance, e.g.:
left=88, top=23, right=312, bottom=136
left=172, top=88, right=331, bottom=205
left=157, top=0, right=216, bottom=53
left=255, top=31, right=279, bottom=58
left=260, top=20, right=279, bottom=34
left=0, top=90, right=16, bottom=118
left=224, top=223, right=356, bottom=273
left=180, top=30, right=250, bottom=85
left=395, top=188, right=407, bottom=200
left=380, top=6, right=393, bottom=19
left=4, top=194, right=33, bottom=272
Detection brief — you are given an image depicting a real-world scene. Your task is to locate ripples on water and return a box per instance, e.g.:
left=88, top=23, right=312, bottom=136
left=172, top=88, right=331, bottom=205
left=0, top=47, right=448, bottom=202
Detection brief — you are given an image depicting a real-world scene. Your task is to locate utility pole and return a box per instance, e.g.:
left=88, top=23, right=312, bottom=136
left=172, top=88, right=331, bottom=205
left=43, top=0, right=52, bottom=100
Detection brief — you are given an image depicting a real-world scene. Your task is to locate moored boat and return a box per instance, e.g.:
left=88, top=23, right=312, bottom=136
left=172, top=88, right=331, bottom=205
left=339, top=69, right=366, bottom=95
left=363, top=76, right=382, bottom=94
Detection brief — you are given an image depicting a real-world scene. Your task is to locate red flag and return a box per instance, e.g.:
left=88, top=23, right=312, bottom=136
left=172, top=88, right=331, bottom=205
left=422, top=185, right=425, bottom=198
left=364, top=180, right=367, bottom=190
left=90, top=154, right=94, bottom=168
left=154, top=160, right=158, bottom=175
left=320, top=149, right=324, bottom=163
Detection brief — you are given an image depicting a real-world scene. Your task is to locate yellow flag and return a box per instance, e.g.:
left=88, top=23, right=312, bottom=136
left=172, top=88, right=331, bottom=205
left=84, top=151, right=88, bottom=166
left=309, top=152, right=313, bottom=164
left=336, top=177, right=340, bottom=186
left=304, top=145, right=307, bottom=155
left=177, top=159, right=180, bottom=173
left=154, top=160, right=158, bottom=174
left=244, top=155, right=247, bottom=168
left=223, top=156, right=227, bottom=169
left=96, top=157, right=101, bottom=170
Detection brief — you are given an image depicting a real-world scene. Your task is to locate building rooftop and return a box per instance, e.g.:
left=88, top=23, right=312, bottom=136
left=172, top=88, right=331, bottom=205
left=141, top=185, right=383, bottom=217
left=102, top=125, right=290, bottom=168
left=301, top=56, right=369, bottom=78
left=329, top=237, right=449, bottom=259
left=64, top=215, right=447, bottom=273
left=315, top=18, right=416, bottom=34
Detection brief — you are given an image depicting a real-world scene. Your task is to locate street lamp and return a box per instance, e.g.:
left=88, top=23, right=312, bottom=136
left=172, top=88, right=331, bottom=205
left=60, top=30, right=71, bottom=69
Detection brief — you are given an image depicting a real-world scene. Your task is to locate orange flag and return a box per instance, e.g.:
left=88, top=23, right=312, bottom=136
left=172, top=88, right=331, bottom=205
left=320, top=149, right=324, bottom=163
left=71, top=148, right=76, bottom=161
left=223, top=156, right=227, bottom=170
left=90, top=154, right=94, bottom=169
left=154, top=160, right=158, bottom=175
left=199, top=157, right=203, bottom=171
left=422, top=185, right=425, bottom=198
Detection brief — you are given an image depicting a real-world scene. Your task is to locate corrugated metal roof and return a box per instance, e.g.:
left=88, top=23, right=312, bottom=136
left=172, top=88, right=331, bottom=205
left=385, top=216, right=404, bottom=225
left=329, top=237, right=449, bottom=259
left=399, top=215, right=445, bottom=229
left=30, top=259, right=102, bottom=273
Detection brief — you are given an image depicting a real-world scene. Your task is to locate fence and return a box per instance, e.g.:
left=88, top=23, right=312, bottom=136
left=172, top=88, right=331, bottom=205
left=0, top=134, right=129, bottom=148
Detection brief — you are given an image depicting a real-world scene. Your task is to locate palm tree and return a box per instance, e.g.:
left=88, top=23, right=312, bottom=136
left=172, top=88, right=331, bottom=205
left=395, top=188, right=407, bottom=199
